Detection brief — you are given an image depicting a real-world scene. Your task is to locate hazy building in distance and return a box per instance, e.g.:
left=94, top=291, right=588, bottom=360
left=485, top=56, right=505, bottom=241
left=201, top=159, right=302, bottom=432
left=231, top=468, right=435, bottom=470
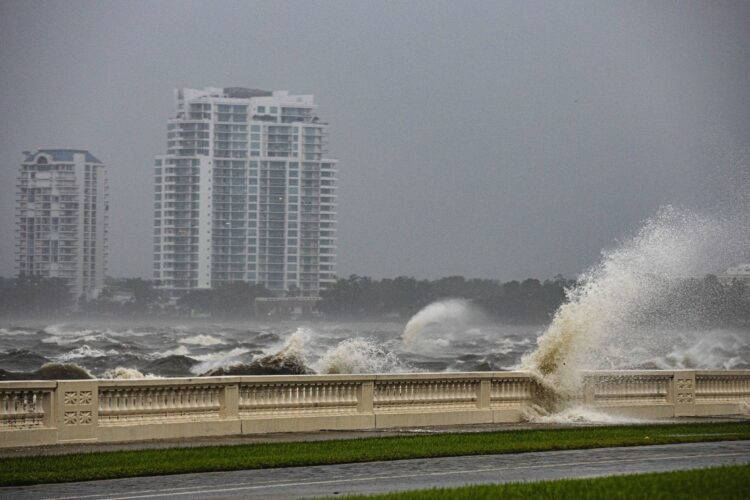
left=719, top=263, right=750, bottom=286
left=153, top=87, right=338, bottom=297
left=16, top=149, right=109, bottom=300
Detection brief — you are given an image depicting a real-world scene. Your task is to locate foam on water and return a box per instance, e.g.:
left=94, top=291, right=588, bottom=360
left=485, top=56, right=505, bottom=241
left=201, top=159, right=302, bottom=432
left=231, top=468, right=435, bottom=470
left=102, top=367, right=150, bottom=379
left=651, top=330, right=750, bottom=370
left=189, top=347, right=252, bottom=374
left=178, top=334, right=225, bottom=346
left=315, top=338, right=406, bottom=374
left=56, top=345, right=114, bottom=361
left=0, top=328, right=30, bottom=336
left=524, top=404, right=648, bottom=424
left=43, top=324, right=96, bottom=337
left=154, top=345, right=192, bottom=358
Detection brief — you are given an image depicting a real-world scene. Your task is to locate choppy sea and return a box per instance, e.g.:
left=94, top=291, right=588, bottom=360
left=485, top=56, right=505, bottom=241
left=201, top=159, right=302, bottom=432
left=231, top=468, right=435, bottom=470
left=0, top=318, right=747, bottom=379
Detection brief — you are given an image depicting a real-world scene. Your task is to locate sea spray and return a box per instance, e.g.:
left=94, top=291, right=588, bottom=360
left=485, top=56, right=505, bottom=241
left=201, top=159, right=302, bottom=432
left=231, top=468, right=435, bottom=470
left=189, top=347, right=252, bottom=374
left=315, top=338, right=406, bottom=374
left=402, top=299, right=480, bottom=349
left=200, top=328, right=312, bottom=375
left=523, top=404, right=648, bottom=424
left=521, top=206, right=743, bottom=401
left=102, top=367, right=150, bottom=379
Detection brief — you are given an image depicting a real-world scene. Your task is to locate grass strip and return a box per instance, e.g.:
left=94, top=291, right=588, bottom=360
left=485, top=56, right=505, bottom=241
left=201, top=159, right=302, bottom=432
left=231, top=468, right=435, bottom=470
left=0, top=422, right=749, bottom=487
left=334, top=463, right=750, bottom=499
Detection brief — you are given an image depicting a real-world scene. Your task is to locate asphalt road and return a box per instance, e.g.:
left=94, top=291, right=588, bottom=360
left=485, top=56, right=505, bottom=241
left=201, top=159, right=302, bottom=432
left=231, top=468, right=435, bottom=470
left=2, top=440, right=748, bottom=499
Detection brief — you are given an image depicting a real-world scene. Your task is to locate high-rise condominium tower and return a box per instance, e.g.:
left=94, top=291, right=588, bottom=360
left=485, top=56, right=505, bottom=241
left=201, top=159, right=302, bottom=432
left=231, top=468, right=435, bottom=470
left=16, top=149, right=109, bottom=300
left=153, top=87, right=338, bottom=297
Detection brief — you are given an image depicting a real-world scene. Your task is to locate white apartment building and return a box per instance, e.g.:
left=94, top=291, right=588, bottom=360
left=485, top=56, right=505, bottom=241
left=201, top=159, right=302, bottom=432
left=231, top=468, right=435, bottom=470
left=719, top=263, right=750, bottom=286
left=15, top=149, right=108, bottom=300
left=153, top=87, right=338, bottom=297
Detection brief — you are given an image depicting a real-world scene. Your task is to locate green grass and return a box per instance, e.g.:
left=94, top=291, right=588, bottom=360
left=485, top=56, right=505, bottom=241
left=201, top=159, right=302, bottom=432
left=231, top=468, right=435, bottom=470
left=335, top=464, right=750, bottom=499
left=1, top=422, right=749, bottom=487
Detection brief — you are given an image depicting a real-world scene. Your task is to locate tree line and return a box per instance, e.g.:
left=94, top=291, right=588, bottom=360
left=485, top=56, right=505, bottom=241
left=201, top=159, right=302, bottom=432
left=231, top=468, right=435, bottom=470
left=319, top=275, right=573, bottom=323
left=0, top=276, right=72, bottom=315
left=319, top=274, right=750, bottom=326
left=1, top=274, right=748, bottom=327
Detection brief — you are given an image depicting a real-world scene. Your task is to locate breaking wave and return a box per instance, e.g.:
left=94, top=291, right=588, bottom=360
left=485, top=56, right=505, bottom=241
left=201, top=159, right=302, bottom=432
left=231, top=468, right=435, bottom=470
left=522, top=206, right=748, bottom=400
left=102, top=367, right=149, bottom=379
left=315, top=338, right=406, bottom=374
left=402, top=299, right=482, bottom=350
left=190, top=347, right=253, bottom=374
left=179, top=334, right=225, bottom=346
left=153, top=345, right=192, bottom=358
left=56, top=345, right=114, bottom=361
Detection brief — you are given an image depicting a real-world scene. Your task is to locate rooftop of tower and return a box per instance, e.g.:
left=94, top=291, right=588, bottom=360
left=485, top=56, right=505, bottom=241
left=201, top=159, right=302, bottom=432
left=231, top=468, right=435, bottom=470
left=23, top=149, right=103, bottom=164
left=223, top=87, right=273, bottom=98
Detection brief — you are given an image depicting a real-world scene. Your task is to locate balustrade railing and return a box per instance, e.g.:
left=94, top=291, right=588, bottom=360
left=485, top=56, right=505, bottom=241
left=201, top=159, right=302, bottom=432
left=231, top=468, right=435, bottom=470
left=1, top=370, right=748, bottom=448
left=0, top=387, right=52, bottom=430
left=239, top=381, right=359, bottom=415
left=98, top=384, right=223, bottom=424
left=584, top=372, right=672, bottom=405
left=695, top=372, right=750, bottom=403
left=491, top=376, right=536, bottom=406
left=374, top=379, right=479, bottom=411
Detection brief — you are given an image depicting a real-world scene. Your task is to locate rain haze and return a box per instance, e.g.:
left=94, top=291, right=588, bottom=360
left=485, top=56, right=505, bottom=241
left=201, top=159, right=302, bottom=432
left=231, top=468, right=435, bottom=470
left=1, top=0, right=748, bottom=281
left=3, top=3, right=750, bottom=480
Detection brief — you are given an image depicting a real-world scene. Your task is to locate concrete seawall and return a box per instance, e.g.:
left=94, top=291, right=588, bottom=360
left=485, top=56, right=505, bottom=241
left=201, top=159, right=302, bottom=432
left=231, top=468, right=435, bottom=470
left=1, top=370, right=748, bottom=448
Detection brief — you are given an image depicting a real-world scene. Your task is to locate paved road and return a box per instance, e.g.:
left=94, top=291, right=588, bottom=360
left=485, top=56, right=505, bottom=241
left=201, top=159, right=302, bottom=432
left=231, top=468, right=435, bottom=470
left=2, top=441, right=748, bottom=499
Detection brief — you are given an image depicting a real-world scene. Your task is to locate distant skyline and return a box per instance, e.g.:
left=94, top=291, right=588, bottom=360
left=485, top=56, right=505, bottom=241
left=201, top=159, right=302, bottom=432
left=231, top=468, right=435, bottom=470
left=2, top=0, right=748, bottom=281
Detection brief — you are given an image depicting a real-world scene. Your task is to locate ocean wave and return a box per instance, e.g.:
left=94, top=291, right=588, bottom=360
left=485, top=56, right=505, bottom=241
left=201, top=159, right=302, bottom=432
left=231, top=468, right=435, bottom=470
left=102, top=367, right=152, bottom=379
left=402, top=299, right=482, bottom=350
left=141, top=355, right=198, bottom=377
left=315, top=338, right=406, bottom=374
left=200, top=334, right=310, bottom=376
left=152, top=345, right=192, bottom=358
left=0, top=362, right=93, bottom=381
left=190, top=347, right=253, bottom=374
left=178, top=334, right=226, bottom=346
left=0, top=328, right=32, bottom=336
left=0, top=349, right=50, bottom=372
left=643, top=331, right=750, bottom=370
left=56, top=344, right=116, bottom=361
left=41, top=332, right=121, bottom=345
left=1, top=319, right=747, bottom=381
left=43, top=324, right=96, bottom=337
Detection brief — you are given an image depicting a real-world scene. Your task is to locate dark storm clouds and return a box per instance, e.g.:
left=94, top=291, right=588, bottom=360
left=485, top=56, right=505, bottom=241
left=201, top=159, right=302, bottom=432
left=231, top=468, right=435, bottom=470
left=1, top=0, right=748, bottom=280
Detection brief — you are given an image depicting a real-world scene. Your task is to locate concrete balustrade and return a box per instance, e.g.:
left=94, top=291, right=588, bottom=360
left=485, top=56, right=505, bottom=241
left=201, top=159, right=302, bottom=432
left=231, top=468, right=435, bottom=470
left=1, top=370, right=748, bottom=448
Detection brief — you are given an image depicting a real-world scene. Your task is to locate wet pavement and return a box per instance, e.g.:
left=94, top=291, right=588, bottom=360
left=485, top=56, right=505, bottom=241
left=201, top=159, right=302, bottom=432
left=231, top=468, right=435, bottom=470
left=1, top=440, right=749, bottom=499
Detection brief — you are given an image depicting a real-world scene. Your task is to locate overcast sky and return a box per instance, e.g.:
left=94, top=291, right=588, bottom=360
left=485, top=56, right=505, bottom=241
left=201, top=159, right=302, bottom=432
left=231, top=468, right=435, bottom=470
left=1, top=0, right=748, bottom=281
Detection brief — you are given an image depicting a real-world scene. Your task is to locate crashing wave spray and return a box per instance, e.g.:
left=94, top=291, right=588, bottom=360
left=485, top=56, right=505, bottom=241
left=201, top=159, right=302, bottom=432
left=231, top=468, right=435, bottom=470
left=521, top=206, right=745, bottom=400
left=315, top=338, right=406, bottom=374
left=102, top=367, right=150, bottom=379
left=402, top=299, right=478, bottom=349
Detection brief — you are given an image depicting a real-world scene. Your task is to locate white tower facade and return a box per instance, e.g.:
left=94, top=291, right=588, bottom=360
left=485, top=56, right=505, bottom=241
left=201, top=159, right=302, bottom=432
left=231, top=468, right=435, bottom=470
left=16, top=150, right=109, bottom=300
left=153, top=87, right=338, bottom=297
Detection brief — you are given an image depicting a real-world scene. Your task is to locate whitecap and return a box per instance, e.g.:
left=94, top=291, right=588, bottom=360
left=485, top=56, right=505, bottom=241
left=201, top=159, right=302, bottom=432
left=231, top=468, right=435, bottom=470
left=152, top=345, right=192, bottom=358
left=315, top=338, right=406, bottom=374
left=178, top=334, right=226, bottom=346
left=189, top=347, right=252, bottom=374
left=56, top=345, right=110, bottom=361
left=101, top=367, right=155, bottom=379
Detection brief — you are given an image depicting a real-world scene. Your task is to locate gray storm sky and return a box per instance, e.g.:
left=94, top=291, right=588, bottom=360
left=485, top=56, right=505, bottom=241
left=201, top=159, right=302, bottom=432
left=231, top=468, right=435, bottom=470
left=1, top=0, right=748, bottom=281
